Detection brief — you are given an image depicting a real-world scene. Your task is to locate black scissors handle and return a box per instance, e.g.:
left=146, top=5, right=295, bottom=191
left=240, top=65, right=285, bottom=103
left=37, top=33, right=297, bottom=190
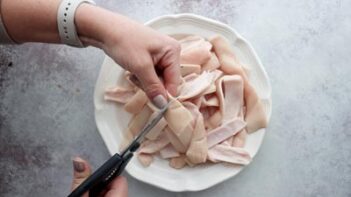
left=67, top=152, right=133, bottom=197
left=90, top=152, right=133, bottom=196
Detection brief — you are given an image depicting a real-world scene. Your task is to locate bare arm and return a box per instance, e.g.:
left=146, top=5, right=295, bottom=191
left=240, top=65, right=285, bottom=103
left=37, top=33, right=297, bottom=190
left=2, top=0, right=110, bottom=47
left=1, top=0, right=181, bottom=106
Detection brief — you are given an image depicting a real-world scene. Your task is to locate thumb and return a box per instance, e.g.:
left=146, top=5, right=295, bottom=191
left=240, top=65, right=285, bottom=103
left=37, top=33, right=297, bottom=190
left=71, top=157, right=92, bottom=196
left=134, top=66, right=168, bottom=108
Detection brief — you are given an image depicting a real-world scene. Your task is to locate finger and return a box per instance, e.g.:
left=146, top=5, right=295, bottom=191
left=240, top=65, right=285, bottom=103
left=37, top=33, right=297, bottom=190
left=105, top=176, right=128, bottom=197
left=163, top=61, right=181, bottom=96
left=135, top=65, right=168, bottom=108
left=71, top=157, right=92, bottom=197
left=158, top=41, right=181, bottom=96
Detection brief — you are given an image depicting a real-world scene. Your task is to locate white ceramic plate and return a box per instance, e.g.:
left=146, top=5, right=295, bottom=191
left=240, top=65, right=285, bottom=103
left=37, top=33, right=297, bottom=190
left=94, top=13, right=272, bottom=192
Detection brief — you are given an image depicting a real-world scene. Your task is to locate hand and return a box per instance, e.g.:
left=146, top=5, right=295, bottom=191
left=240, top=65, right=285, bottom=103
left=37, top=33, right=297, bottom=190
left=71, top=157, right=128, bottom=197
left=101, top=14, right=181, bottom=104
left=76, top=5, right=181, bottom=107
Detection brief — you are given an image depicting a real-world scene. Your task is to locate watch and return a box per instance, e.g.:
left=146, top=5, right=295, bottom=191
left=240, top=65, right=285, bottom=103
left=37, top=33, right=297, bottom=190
left=57, top=0, right=95, bottom=47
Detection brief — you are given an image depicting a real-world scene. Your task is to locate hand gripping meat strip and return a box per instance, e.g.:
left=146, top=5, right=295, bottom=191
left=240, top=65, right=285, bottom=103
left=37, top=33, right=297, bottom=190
left=210, top=35, right=267, bottom=133
left=106, top=35, right=268, bottom=169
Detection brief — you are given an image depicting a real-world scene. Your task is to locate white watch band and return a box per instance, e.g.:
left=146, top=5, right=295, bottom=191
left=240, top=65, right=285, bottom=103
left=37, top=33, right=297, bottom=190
left=57, top=0, right=95, bottom=48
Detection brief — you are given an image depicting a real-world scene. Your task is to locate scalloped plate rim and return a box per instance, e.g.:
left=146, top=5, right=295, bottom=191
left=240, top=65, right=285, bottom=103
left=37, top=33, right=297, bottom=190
left=94, top=13, right=272, bottom=192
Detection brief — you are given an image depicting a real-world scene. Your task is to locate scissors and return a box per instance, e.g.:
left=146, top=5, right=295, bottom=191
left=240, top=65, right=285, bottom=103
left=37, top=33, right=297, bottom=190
left=68, top=102, right=171, bottom=197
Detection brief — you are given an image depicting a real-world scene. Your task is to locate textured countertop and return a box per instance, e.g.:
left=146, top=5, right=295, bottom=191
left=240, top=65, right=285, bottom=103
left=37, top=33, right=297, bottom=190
left=1, top=0, right=350, bottom=196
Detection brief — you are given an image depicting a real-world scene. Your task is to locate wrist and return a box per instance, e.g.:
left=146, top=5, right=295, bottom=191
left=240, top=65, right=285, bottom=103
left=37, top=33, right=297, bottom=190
left=75, top=4, right=121, bottom=49
left=75, top=4, right=104, bottom=48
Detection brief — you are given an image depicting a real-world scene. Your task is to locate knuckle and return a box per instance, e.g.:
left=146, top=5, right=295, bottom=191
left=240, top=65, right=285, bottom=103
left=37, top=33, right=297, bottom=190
left=144, top=83, right=164, bottom=97
left=167, top=39, right=180, bottom=53
left=133, top=61, right=152, bottom=73
left=172, top=41, right=181, bottom=52
left=72, top=178, right=84, bottom=187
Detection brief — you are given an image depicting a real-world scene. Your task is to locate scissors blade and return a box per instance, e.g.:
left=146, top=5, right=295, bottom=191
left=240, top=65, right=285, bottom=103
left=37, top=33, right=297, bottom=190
left=120, top=102, right=171, bottom=156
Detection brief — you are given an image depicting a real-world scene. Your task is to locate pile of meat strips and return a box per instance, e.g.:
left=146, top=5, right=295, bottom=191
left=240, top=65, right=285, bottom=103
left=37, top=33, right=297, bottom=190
left=105, top=35, right=267, bottom=169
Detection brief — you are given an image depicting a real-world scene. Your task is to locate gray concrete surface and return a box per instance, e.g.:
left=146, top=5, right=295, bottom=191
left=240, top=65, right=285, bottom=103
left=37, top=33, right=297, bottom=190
left=1, top=0, right=351, bottom=196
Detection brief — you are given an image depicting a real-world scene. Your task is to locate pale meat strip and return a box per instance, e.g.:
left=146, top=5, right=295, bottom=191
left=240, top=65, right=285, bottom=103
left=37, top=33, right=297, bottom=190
left=127, top=105, right=152, bottom=136
left=180, top=37, right=212, bottom=65
left=244, top=87, right=268, bottom=133
left=169, top=155, right=187, bottom=169
left=178, top=71, right=217, bottom=101
left=210, top=35, right=267, bottom=133
left=232, top=108, right=247, bottom=147
left=184, top=157, right=196, bottom=167
left=123, top=71, right=138, bottom=90
left=182, top=101, right=200, bottom=118
left=183, top=73, right=199, bottom=82
left=124, top=89, right=148, bottom=114
left=207, top=119, right=246, bottom=148
left=139, top=132, right=170, bottom=154
left=206, top=110, right=222, bottom=130
left=164, top=98, right=194, bottom=149
left=207, top=144, right=251, bottom=165
left=203, top=84, right=216, bottom=95
left=232, top=128, right=247, bottom=147
left=186, top=113, right=207, bottom=164
left=164, top=127, right=187, bottom=153
left=180, top=64, right=201, bottom=76
left=188, top=96, right=202, bottom=108
left=145, top=111, right=168, bottom=140
left=202, top=52, right=220, bottom=71
left=178, top=35, right=204, bottom=50
left=160, top=144, right=180, bottom=159
left=201, top=94, right=219, bottom=107
left=183, top=103, right=208, bottom=164
left=104, top=87, right=135, bottom=104
left=137, top=153, right=154, bottom=167
left=119, top=130, right=134, bottom=151
left=216, top=75, right=244, bottom=123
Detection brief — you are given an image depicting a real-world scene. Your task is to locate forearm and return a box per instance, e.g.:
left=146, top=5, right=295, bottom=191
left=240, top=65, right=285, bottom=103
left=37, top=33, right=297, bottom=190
left=0, top=0, right=114, bottom=47
left=0, top=0, right=181, bottom=100
left=1, top=0, right=61, bottom=43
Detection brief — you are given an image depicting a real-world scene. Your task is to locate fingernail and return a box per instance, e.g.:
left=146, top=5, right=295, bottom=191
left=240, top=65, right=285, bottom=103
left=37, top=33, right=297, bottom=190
left=152, top=95, right=167, bottom=109
left=73, top=159, right=85, bottom=173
